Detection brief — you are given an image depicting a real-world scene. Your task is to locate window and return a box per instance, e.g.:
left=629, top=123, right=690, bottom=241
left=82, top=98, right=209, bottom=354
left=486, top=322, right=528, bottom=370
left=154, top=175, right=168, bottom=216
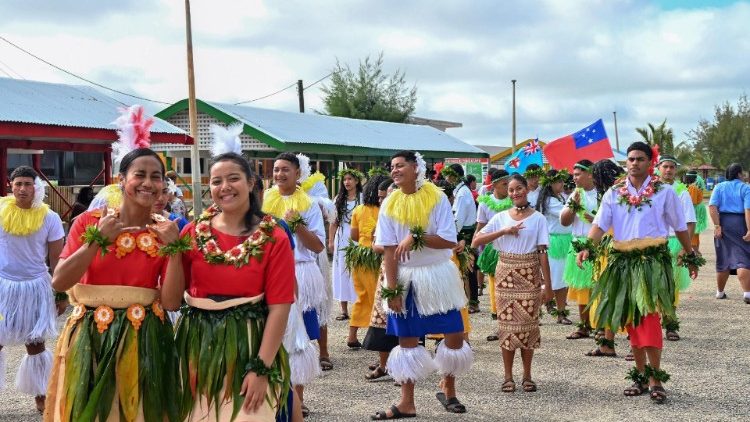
left=183, top=157, right=205, bottom=175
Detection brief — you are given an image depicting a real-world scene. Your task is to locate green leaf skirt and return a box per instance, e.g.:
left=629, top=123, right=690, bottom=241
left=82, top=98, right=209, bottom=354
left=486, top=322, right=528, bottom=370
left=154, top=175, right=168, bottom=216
left=563, top=237, right=594, bottom=289
left=667, top=236, right=693, bottom=292
left=477, top=243, right=498, bottom=275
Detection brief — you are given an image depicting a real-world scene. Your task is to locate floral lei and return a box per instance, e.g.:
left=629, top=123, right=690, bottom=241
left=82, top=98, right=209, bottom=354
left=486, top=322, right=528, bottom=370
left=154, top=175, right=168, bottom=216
left=194, top=205, right=277, bottom=267
left=614, top=176, right=663, bottom=211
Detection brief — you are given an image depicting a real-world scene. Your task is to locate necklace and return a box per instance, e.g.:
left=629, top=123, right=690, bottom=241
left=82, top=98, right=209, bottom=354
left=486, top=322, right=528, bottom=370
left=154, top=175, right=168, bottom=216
left=614, top=176, right=662, bottom=211
left=514, top=202, right=531, bottom=211
left=195, top=205, right=278, bottom=267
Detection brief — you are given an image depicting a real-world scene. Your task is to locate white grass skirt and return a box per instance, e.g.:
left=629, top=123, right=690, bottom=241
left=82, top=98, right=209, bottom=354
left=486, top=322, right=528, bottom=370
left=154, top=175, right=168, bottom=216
left=0, top=273, right=57, bottom=345
left=295, top=261, right=328, bottom=323
left=332, top=227, right=357, bottom=302
left=385, top=260, right=467, bottom=317
left=283, top=302, right=321, bottom=386
left=316, top=252, right=333, bottom=326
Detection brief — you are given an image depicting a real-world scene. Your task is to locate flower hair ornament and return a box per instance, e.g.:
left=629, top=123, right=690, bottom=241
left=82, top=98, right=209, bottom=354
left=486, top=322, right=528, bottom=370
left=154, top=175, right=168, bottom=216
left=415, top=151, right=427, bottom=188
left=32, top=176, right=46, bottom=208
left=209, top=122, right=243, bottom=157
left=167, top=178, right=181, bottom=196
left=296, top=153, right=311, bottom=183
left=112, top=105, right=154, bottom=164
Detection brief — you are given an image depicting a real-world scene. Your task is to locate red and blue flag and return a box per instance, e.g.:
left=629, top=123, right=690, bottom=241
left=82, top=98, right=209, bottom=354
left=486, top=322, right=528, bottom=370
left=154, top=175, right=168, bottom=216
left=543, top=119, right=613, bottom=171
left=504, top=138, right=544, bottom=174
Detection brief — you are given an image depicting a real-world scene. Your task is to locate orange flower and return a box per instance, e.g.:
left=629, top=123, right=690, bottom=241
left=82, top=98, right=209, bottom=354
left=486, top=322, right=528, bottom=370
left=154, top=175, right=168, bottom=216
left=116, top=233, right=136, bottom=258
left=126, top=304, right=146, bottom=331
left=152, top=300, right=165, bottom=322
left=94, top=305, right=114, bottom=333
left=70, top=304, right=87, bottom=322
left=136, top=232, right=159, bottom=257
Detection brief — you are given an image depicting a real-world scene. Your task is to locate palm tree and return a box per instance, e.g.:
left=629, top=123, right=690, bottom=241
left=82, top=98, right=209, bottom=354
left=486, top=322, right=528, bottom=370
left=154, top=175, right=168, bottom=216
left=636, top=119, right=674, bottom=154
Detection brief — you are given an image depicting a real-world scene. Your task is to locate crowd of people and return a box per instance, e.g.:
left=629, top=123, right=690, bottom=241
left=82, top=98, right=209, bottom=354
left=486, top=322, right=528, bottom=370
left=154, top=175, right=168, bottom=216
left=0, top=105, right=748, bottom=421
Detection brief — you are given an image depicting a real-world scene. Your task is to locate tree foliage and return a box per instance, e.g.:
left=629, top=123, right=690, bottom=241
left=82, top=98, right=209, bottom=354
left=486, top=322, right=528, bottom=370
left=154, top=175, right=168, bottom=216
left=688, top=95, right=750, bottom=170
left=636, top=119, right=674, bottom=155
left=320, top=53, right=417, bottom=123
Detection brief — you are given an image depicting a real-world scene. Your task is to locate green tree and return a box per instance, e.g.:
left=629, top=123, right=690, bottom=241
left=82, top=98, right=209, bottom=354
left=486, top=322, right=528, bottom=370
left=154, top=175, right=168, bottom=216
left=688, top=94, right=750, bottom=170
left=320, top=52, right=417, bottom=123
left=636, top=119, right=674, bottom=154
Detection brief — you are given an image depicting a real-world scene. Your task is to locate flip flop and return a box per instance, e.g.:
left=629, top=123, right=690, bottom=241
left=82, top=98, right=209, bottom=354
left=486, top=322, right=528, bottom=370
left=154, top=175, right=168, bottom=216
left=566, top=330, right=590, bottom=340
left=370, top=405, right=416, bottom=420
left=586, top=348, right=617, bottom=357
left=335, top=313, right=350, bottom=321
left=436, top=392, right=467, bottom=413
left=319, top=356, right=333, bottom=371
left=347, top=340, right=363, bottom=349
left=365, top=366, right=389, bottom=381
left=650, top=385, right=667, bottom=404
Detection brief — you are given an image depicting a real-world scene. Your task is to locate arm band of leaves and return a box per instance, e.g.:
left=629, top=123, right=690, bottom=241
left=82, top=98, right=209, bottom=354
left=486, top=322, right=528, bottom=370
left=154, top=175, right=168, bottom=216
left=410, top=226, right=426, bottom=251
left=286, top=215, right=307, bottom=233
left=54, top=291, right=68, bottom=302
left=158, top=234, right=193, bottom=257
left=380, top=284, right=405, bottom=300
left=571, top=237, right=596, bottom=260
left=243, top=356, right=283, bottom=384
left=82, top=225, right=112, bottom=257
left=677, top=252, right=706, bottom=268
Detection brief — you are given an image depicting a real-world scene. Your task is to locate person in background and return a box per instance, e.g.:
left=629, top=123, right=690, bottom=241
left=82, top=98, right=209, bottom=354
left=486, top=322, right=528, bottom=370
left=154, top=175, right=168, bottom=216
left=683, top=170, right=708, bottom=253
left=69, top=186, right=94, bottom=221
left=709, top=163, right=750, bottom=303
left=524, top=164, right=544, bottom=210
left=466, top=174, right=479, bottom=201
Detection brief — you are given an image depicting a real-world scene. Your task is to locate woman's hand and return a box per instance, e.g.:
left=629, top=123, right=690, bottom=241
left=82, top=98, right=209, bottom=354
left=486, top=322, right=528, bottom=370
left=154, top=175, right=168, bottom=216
left=148, top=220, right=179, bottom=245
left=503, top=222, right=525, bottom=237
left=240, top=372, right=269, bottom=413
left=387, top=296, right=403, bottom=314
left=714, top=225, right=722, bottom=239
left=576, top=250, right=589, bottom=268
left=395, top=234, right=414, bottom=262
left=97, top=208, right=141, bottom=241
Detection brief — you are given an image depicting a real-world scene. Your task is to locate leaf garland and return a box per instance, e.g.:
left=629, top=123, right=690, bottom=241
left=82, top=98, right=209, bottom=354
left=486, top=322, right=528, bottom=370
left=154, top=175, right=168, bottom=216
left=343, top=240, right=382, bottom=273
left=477, top=194, right=513, bottom=212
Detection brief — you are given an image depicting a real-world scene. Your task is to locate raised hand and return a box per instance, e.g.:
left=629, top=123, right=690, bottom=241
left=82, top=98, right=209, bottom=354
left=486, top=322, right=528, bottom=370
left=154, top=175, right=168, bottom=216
left=97, top=208, right=141, bottom=241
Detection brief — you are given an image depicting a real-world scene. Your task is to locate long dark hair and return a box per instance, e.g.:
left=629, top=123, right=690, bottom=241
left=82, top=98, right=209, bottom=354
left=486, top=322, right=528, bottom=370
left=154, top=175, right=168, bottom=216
left=537, top=169, right=563, bottom=215
left=118, top=148, right=165, bottom=176
left=363, top=175, right=387, bottom=206
left=211, top=152, right=264, bottom=235
left=592, top=159, right=625, bottom=202
left=726, top=163, right=743, bottom=181
left=334, top=173, right=363, bottom=225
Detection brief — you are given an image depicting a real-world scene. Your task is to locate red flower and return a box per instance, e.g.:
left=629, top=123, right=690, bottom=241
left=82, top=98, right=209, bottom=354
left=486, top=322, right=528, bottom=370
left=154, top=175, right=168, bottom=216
left=629, top=195, right=642, bottom=205
left=262, top=215, right=274, bottom=223
left=643, top=186, right=654, bottom=196
left=205, top=240, right=218, bottom=253
left=229, top=247, right=243, bottom=257
left=618, top=186, right=628, bottom=195
left=251, top=231, right=262, bottom=242
left=196, top=222, right=209, bottom=233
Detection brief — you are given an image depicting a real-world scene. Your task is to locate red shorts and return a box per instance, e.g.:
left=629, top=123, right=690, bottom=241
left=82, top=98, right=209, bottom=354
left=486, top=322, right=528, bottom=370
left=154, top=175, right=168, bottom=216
left=626, top=313, right=663, bottom=349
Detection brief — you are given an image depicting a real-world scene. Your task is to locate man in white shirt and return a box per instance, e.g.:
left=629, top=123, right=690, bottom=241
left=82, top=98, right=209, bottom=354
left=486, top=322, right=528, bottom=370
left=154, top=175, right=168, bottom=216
left=524, top=164, right=543, bottom=209
left=577, top=142, right=699, bottom=404
left=0, top=166, right=65, bottom=413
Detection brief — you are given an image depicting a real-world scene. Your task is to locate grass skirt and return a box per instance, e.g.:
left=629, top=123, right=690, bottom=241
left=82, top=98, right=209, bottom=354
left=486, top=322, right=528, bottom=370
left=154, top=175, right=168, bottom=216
left=476, top=243, right=498, bottom=275
left=548, top=233, right=572, bottom=260
left=295, top=261, right=328, bottom=326
left=383, top=260, right=466, bottom=317
left=175, top=298, right=290, bottom=421
left=563, top=238, right=594, bottom=289
left=668, top=236, right=692, bottom=291
left=588, top=240, right=676, bottom=332
left=45, top=301, right=179, bottom=422
left=0, top=273, right=57, bottom=345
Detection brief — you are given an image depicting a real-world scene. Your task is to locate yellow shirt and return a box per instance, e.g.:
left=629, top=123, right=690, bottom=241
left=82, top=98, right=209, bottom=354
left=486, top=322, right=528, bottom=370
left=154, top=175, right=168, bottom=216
left=351, top=205, right=379, bottom=247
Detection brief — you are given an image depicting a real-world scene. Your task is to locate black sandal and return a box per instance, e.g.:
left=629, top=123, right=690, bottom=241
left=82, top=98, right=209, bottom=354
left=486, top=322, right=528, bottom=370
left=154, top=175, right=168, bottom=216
left=436, top=392, right=466, bottom=413
left=486, top=334, right=499, bottom=341
left=370, top=405, right=416, bottom=420
left=623, top=382, right=648, bottom=396
left=365, top=366, right=389, bottom=381
left=586, top=348, right=617, bottom=357
left=335, top=313, right=349, bottom=321
left=368, top=361, right=380, bottom=371
left=347, top=340, right=362, bottom=349
left=501, top=379, right=516, bottom=393
left=566, top=329, right=590, bottom=340
left=522, top=379, right=537, bottom=392
left=665, top=330, right=680, bottom=341
left=319, top=356, right=333, bottom=371
left=301, top=404, right=310, bottom=417
left=650, top=385, right=667, bottom=404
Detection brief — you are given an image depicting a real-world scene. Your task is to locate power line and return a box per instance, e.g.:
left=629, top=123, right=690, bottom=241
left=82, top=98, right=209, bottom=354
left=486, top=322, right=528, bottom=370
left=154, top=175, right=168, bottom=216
left=233, top=81, right=297, bottom=105
left=0, top=35, right=171, bottom=105
left=0, top=64, right=13, bottom=78
left=0, top=58, right=24, bottom=79
left=303, top=72, right=332, bottom=90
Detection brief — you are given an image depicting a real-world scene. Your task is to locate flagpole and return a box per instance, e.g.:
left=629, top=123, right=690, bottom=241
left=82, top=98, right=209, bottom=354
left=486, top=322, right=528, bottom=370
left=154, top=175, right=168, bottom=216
left=511, top=79, right=517, bottom=153
left=613, top=111, right=620, bottom=151
left=185, top=0, right=202, bottom=215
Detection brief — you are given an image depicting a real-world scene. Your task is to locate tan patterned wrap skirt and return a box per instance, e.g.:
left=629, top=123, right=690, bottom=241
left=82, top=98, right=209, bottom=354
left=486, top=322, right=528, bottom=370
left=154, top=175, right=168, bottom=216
left=495, top=252, right=542, bottom=351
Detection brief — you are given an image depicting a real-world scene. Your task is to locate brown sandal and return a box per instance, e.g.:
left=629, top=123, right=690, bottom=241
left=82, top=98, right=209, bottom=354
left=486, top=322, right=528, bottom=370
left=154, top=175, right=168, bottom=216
left=522, top=379, right=537, bottom=392
left=623, top=382, right=648, bottom=396
left=365, top=366, right=389, bottom=381
left=501, top=379, right=516, bottom=393
left=566, top=329, right=590, bottom=340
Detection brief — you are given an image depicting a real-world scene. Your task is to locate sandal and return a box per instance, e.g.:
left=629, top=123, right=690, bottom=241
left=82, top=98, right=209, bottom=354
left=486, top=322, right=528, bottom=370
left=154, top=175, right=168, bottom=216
left=301, top=404, right=310, bottom=417
left=623, top=382, right=648, bottom=396
left=521, top=379, right=537, bottom=392
left=347, top=340, right=362, bottom=349
left=566, top=329, right=590, bottom=340
left=319, top=356, right=333, bottom=371
left=586, top=348, right=616, bottom=357
left=557, top=317, right=573, bottom=325
left=335, top=313, right=349, bottom=321
left=625, top=351, right=635, bottom=361
left=369, top=361, right=380, bottom=371
left=501, top=379, right=516, bottom=393
left=486, top=334, right=499, bottom=342
left=665, top=330, right=680, bottom=341
left=365, top=366, right=389, bottom=381
left=650, top=385, right=667, bottom=404
left=371, top=405, right=416, bottom=420
left=436, top=392, right=467, bottom=413
left=468, top=305, right=480, bottom=314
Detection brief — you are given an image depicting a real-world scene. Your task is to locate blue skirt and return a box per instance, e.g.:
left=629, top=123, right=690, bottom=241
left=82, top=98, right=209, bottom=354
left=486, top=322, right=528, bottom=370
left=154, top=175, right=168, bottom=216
left=302, top=309, right=320, bottom=340
left=716, top=213, right=750, bottom=272
left=386, top=287, right=464, bottom=338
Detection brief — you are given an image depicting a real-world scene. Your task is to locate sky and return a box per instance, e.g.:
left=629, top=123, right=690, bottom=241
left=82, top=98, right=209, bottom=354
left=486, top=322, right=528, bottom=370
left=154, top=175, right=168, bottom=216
left=1, top=0, right=748, bottom=150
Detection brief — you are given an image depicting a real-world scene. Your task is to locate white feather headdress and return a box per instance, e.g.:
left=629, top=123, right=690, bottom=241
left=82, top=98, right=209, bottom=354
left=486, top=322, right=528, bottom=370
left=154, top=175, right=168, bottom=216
left=112, top=105, right=154, bottom=165
left=296, top=153, right=311, bottom=183
left=32, top=177, right=46, bottom=208
left=167, top=179, right=180, bottom=195
left=210, top=122, right=244, bottom=157
left=415, top=151, right=427, bottom=188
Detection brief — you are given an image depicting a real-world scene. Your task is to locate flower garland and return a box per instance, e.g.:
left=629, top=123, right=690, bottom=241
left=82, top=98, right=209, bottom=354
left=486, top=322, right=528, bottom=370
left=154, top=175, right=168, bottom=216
left=382, top=181, right=443, bottom=229
left=477, top=193, right=513, bottom=212
left=614, top=176, right=663, bottom=211
left=0, top=196, right=49, bottom=236
left=194, top=205, right=277, bottom=267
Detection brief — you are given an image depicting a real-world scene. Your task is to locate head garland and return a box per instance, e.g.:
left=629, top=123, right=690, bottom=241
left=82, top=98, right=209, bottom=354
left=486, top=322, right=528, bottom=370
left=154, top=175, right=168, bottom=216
left=368, top=166, right=390, bottom=178
left=112, top=105, right=154, bottom=165
left=167, top=178, right=180, bottom=195
left=338, top=168, right=365, bottom=182
left=296, top=153, right=312, bottom=182
left=574, top=163, right=591, bottom=172
left=440, top=166, right=461, bottom=180
left=524, top=167, right=545, bottom=179
left=657, top=154, right=680, bottom=166
left=491, top=169, right=510, bottom=184
left=540, top=169, right=570, bottom=187
left=210, top=122, right=243, bottom=157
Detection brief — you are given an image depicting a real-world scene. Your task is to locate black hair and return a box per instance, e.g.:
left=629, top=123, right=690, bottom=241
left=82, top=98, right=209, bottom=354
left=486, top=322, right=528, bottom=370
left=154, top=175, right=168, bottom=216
left=564, top=174, right=575, bottom=190
left=509, top=173, right=528, bottom=187
left=537, top=169, right=563, bottom=215
left=435, top=179, right=454, bottom=199
left=10, top=165, right=38, bottom=181
left=575, top=159, right=594, bottom=170
left=448, top=163, right=465, bottom=177
left=118, top=148, right=165, bottom=176
left=334, top=173, right=363, bottom=225
left=684, top=171, right=697, bottom=185
left=726, top=163, right=743, bottom=181
left=76, top=186, right=94, bottom=205
left=487, top=168, right=499, bottom=179
left=378, top=178, right=393, bottom=191
left=525, top=163, right=541, bottom=172
left=274, top=152, right=300, bottom=168
left=210, top=152, right=264, bottom=235
left=466, top=174, right=476, bottom=184
left=626, top=141, right=653, bottom=160
left=592, top=159, right=625, bottom=201
left=363, top=175, right=387, bottom=206
left=391, top=150, right=417, bottom=162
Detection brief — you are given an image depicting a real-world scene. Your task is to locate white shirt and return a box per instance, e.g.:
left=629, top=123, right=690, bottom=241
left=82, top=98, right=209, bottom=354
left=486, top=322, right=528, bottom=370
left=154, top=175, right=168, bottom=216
left=476, top=194, right=509, bottom=225
left=481, top=210, right=549, bottom=254
left=0, top=209, right=64, bottom=280
left=543, top=196, right=572, bottom=235
left=452, top=181, right=477, bottom=230
left=563, top=188, right=598, bottom=237
left=293, top=200, right=325, bottom=263
left=527, top=187, right=541, bottom=210
left=375, top=193, right=456, bottom=267
left=593, top=175, right=687, bottom=242
left=664, top=183, right=697, bottom=236
left=477, top=184, right=491, bottom=196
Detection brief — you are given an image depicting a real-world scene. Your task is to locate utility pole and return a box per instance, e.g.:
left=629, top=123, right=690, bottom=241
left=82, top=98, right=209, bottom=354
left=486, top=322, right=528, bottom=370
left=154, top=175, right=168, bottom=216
left=297, top=80, right=305, bottom=113
left=613, top=111, right=620, bottom=151
left=511, top=79, right=517, bottom=153
left=185, top=0, right=202, bottom=215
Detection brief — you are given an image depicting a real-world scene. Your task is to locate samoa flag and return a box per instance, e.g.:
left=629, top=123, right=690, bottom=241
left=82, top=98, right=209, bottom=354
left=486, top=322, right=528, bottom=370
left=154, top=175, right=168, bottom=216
left=543, top=119, right=614, bottom=171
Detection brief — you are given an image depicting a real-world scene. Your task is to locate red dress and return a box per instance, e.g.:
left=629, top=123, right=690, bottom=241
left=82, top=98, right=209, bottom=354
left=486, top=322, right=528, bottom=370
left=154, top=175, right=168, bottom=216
left=61, top=211, right=167, bottom=288
left=180, top=221, right=295, bottom=304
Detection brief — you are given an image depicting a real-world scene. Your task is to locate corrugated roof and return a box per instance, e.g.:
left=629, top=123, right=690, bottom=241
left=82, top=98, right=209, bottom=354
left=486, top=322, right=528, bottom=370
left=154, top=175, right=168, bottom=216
left=205, top=101, right=485, bottom=155
left=0, top=77, right=184, bottom=135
